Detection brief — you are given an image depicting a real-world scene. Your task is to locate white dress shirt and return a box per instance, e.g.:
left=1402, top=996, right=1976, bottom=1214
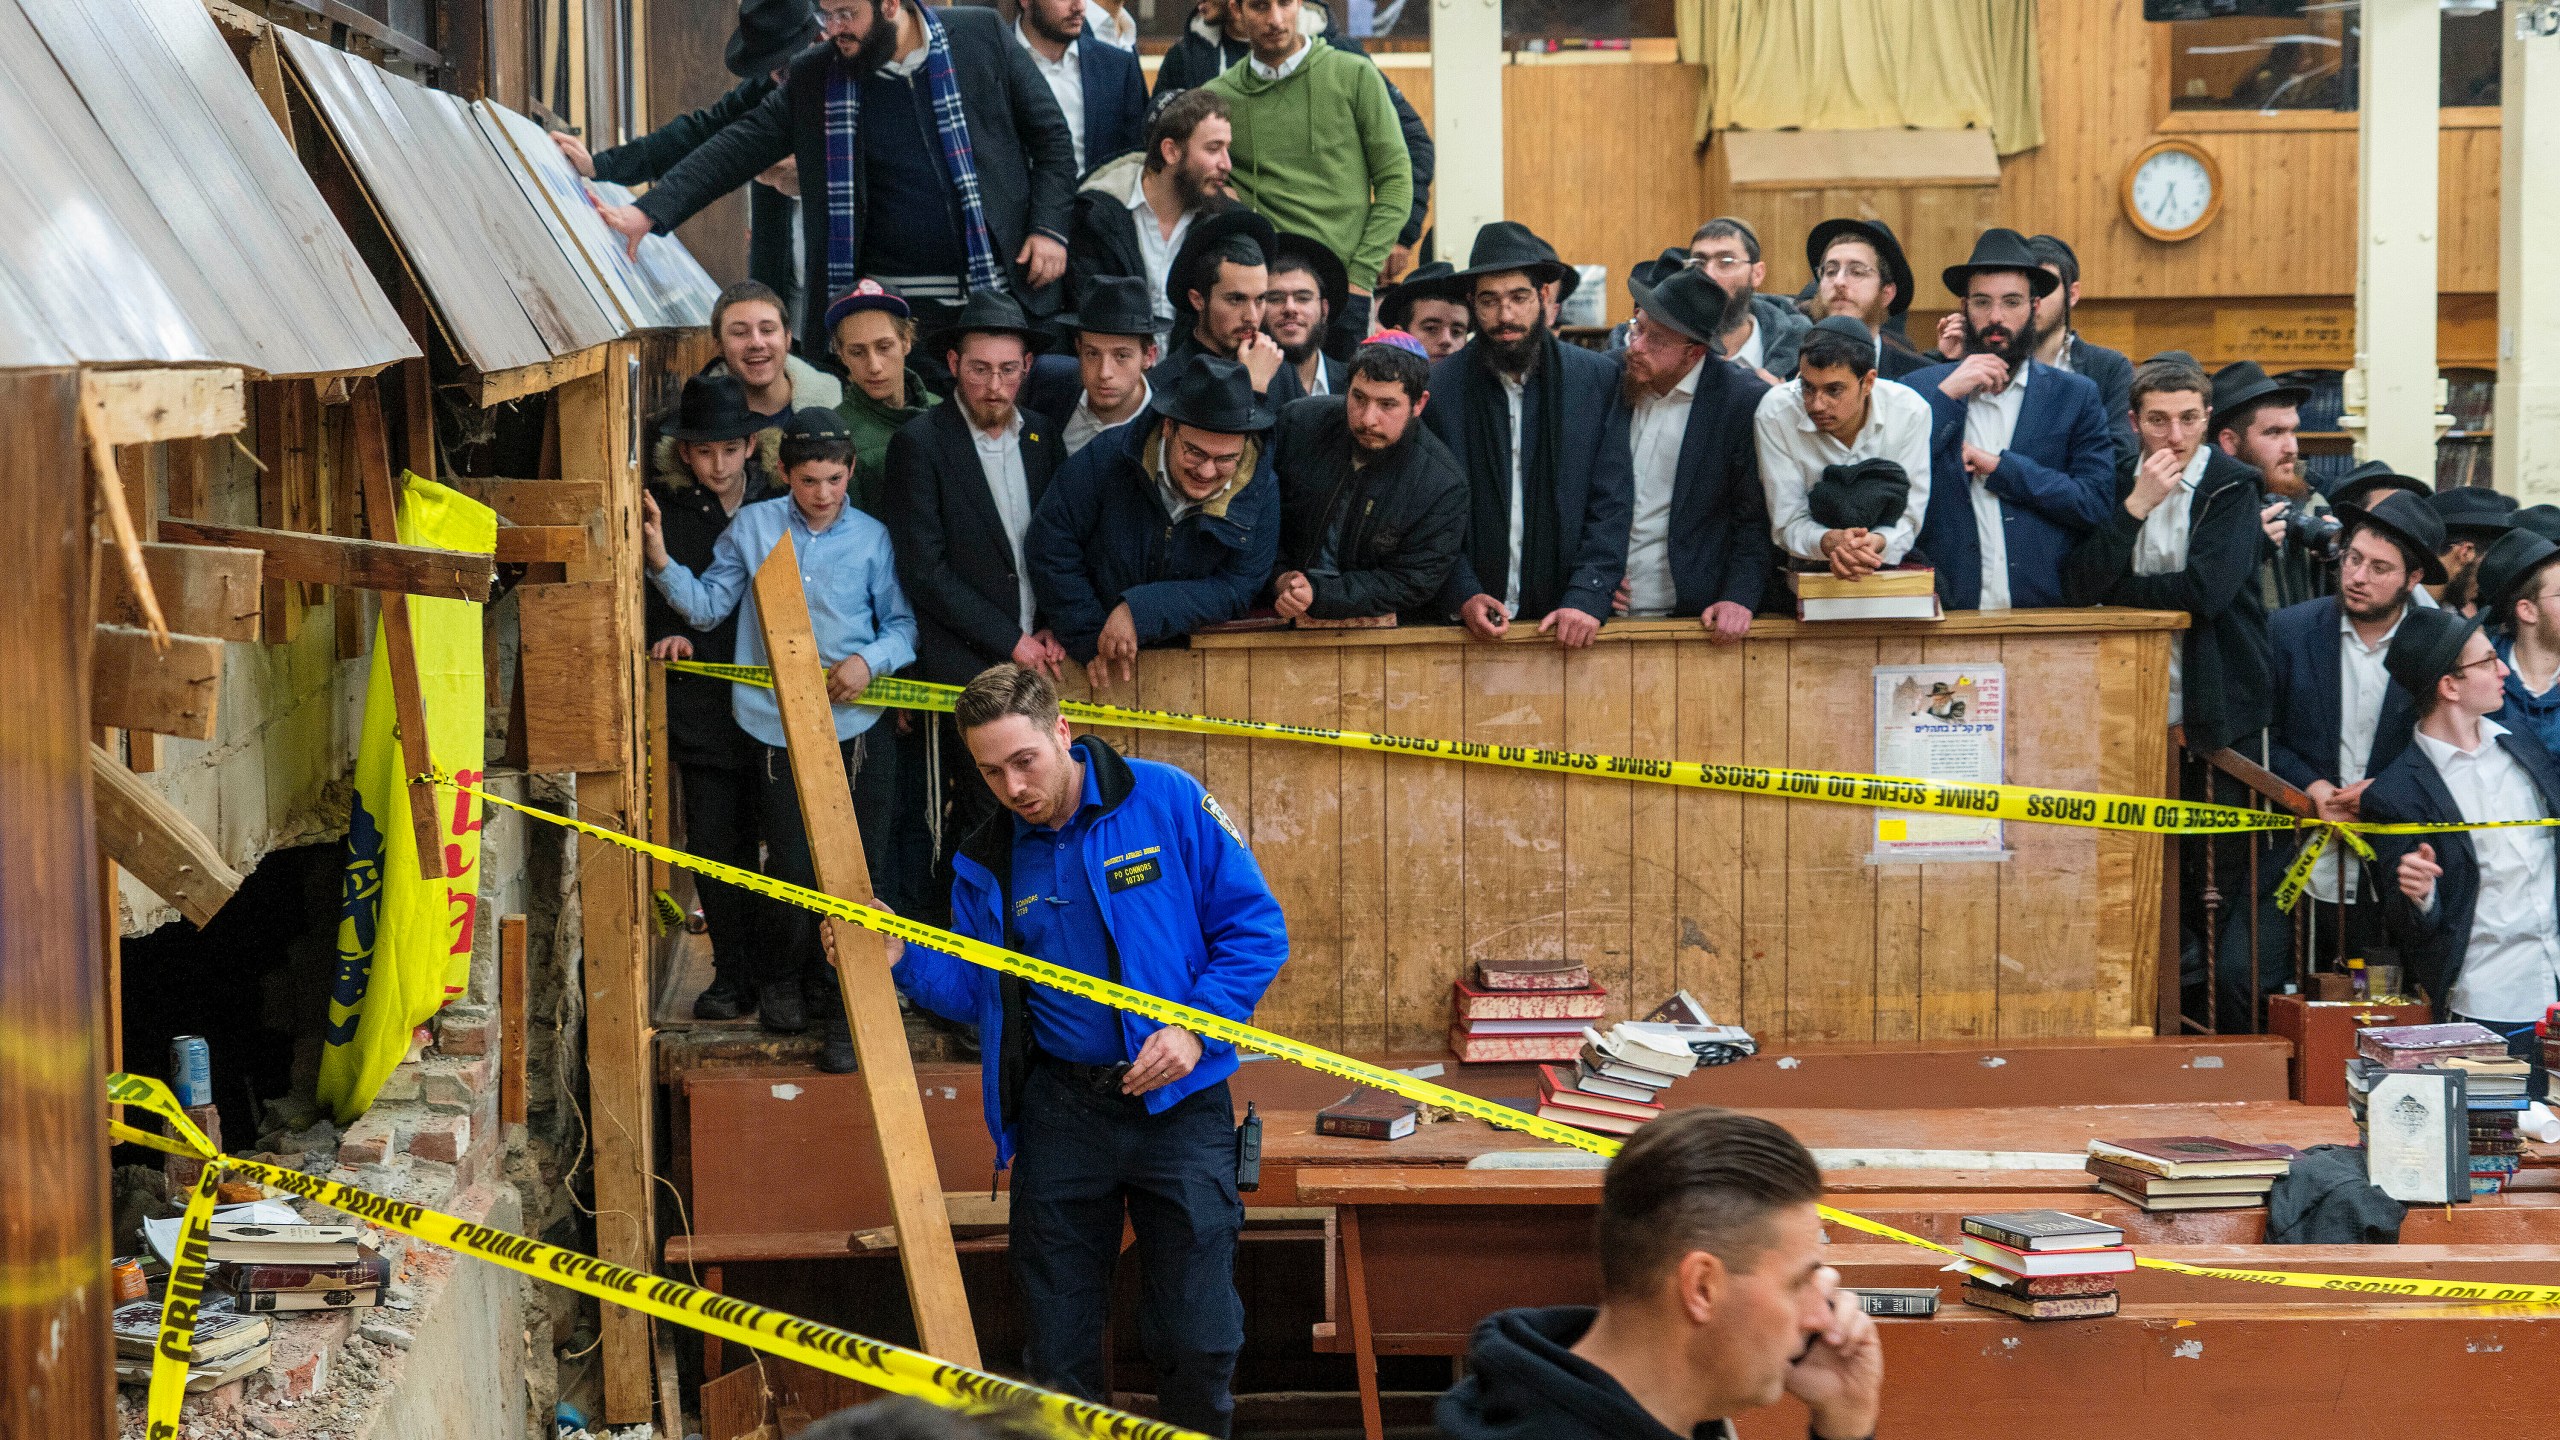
left=1501, top=371, right=1525, bottom=614
left=1623, top=358, right=1703, bottom=617
left=1083, top=0, right=1138, bottom=50
left=973, top=412, right=1038, bottom=635
left=1065, top=378, right=1149, bottom=456
left=2417, top=721, right=2560, bottom=1023
left=1249, top=37, right=1315, bottom=82
left=1962, top=365, right=2031, bottom=612
left=1014, top=24, right=1088, bottom=172
left=1128, top=185, right=1191, bottom=350
left=1752, top=377, right=1933, bottom=569
left=2130, top=446, right=2208, bottom=725
left=2311, top=607, right=2407, bottom=904
left=1731, top=316, right=1764, bottom=373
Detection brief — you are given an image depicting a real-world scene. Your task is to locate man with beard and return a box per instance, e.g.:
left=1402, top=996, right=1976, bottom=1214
left=1152, top=210, right=1291, bottom=401
left=1803, top=217, right=1931, bottom=382
left=2432, top=487, right=2519, bottom=616
left=1070, top=88, right=1233, bottom=353
left=1266, top=234, right=1350, bottom=397
left=599, top=0, right=1078, bottom=344
left=1689, top=217, right=1805, bottom=383
left=2484, top=528, right=2560, bottom=760
left=1379, top=260, right=1469, bottom=360
left=2266, top=488, right=2441, bottom=981
left=1754, top=317, right=1934, bottom=583
left=1010, top=0, right=1147, bottom=176
left=2208, top=359, right=2337, bottom=610
left=1268, top=333, right=1467, bottom=621
left=1422, top=222, right=1634, bottom=650
left=1910, top=229, right=2115, bottom=612
left=1610, top=264, right=1769, bottom=642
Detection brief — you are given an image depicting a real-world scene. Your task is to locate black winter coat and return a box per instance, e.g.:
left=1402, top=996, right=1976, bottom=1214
left=2060, top=447, right=2274, bottom=753
left=1269, top=396, right=1466, bottom=620
left=645, top=437, right=782, bottom=768
left=882, top=401, right=1066, bottom=684
left=632, top=10, right=1078, bottom=342
left=1422, top=341, right=1634, bottom=623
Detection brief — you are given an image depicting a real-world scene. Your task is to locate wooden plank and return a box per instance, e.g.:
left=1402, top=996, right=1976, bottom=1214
left=332, top=404, right=370, bottom=659
left=1738, top=638, right=1790, bottom=1036
left=473, top=344, right=609, bottom=407
left=1998, top=635, right=2102, bottom=1038
left=492, top=524, right=593, bottom=565
left=1461, top=644, right=1566, bottom=986
left=1338, top=646, right=1389, bottom=1055
left=252, top=382, right=306, bottom=640
left=443, top=478, right=606, bottom=526
left=78, top=367, right=246, bottom=443
left=1626, top=643, right=1680, bottom=1017
left=749, top=535, right=981, bottom=1369
left=1784, top=639, right=1879, bottom=1042
left=1562, top=643, right=1634, bottom=1023
left=350, top=384, right=445, bottom=880
left=94, top=542, right=261, bottom=642
left=2093, top=633, right=2157, bottom=1035
left=499, top=913, right=527, bottom=1127
left=1675, top=639, right=1746, bottom=1019
left=165, top=436, right=212, bottom=521
left=1248, top=645, right=1343, bottom=1051
left=645, top=661, right=672, bottom=895
left=89, top=743, right=241, bottom=927
left=1915, top=634, right=2001, bottom=1040
left=113, top=447, right=161, bottom=771
left=1130, top=647, right=1204, bottom=772
left=90, top=626, right=220, bottom=741
left=1381, top=643, right=1467, bottom=1050
left=156, top=519, right=496, bottom=601
left=1871, top=637, right=1929, bottom=1044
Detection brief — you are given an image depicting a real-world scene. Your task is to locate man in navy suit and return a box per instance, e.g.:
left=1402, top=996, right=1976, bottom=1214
left=1012, top=0, right=1148, bottom=176
left=2368, top=609, right=2560, bottom=1052
left=1908, top=230, right=2115, bottom=612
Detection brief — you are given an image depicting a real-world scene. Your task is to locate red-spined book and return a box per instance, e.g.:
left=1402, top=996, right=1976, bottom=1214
left=1449, top=1023, right=1583, bottom=1063
left=1956, top=1235, right=2134, bottom=1278
left=1474, top=958, right=1594, bottom=992
left=1537, top=1065, right=1664, bottom=1123
left=2085, top=1136, right=2293, bottom=1180
left=1965, top=1270, right=2120, bottom=1299
left=214, top=1254, right=391, bottom=1293
left=1454, top=980, right=1608, bottom=1022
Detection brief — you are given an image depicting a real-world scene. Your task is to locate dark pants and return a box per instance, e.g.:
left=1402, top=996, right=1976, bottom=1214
left=753, top=735, right=867, bottom=1015
left=884, top=714, right=940, bottom=923
left=2176, top=756, right=2281, bottom=1032
left=1010, top=1062, right=1244, bottom=1438
left=923, top=712, right=1002, bottom=928
left=851, top=714, right=901, bottom=908
left=677, top=757, right=764, bottom=989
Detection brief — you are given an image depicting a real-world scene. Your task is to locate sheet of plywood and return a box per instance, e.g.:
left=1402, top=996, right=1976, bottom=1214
left=518, top=581, right=629, bottom=775
left=1562, top=643, right=1634, bottom=1023
left=1382, top=643, right=1467, bottom=1051
left=1248, top=646, right=1343, bottom=1051
left=1338, top=646, right=1389, bottom=1055
left=1784, top=638, right=1880, bottom=1042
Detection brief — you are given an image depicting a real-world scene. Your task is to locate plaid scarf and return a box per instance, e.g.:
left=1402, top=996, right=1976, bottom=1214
left=823, top=6, right=1009, bottom=299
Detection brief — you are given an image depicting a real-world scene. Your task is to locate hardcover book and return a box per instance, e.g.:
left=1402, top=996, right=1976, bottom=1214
left=1473, top=957, right=1594, bottom=992
left=237, top=1286, right=379, bottom=1313
left=1571, top=1062, right=1665, bottom=1103
left=1964, top=1270, right=2121, bottom=1299
left=1959, top=1283, right=2120, bottom=1321
left=1453, top=980, right=1609, bottom=1022
left=111, top=1300, right=268, bottom=1362
left=1449, top=1024, right=1584, bottom=1064
left=1537, top=1065, right=1665, bottom=1123
left=1960, top=1211, right=2126, bottom=1252
left=1847, top=1287, right=1940, bottom=1317
left=114, top=1343, right=273, bottom=1393
left=2357, top=1023, right=2510, bottom=1069
left=2084, top=1136, right=2293, bottom=1180
left=204, top=1223, right=367, bottom=1264
left=1575, top=1041, right=1680, bottom=1089
left=1534, top=1101, right=1646, bottom=1136
left=2084, top=1159, right=2275, bottom=1198
left=214, top=1254, right=391, bottom=1293
left=2092, top=1183, right=2264, bottom=1211
left=1957, top=1235, right=2135, bottom=1278
left=2364, top=1068, right=2467, bottom=1204
left=1316, top=1090, right=1420, bottom=1141
left=1790, top=565, right=1939, bottom=601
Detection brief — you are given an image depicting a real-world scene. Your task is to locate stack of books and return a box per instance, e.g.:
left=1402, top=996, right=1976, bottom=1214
left=1630, top=990, right=1757, bottom=1067
left=2357, top=1022, right=2513, bottom=1070
left=1956, top=1210, right=2131, bottom=1320
left=1535, top=1063, right=1662, bottom=1136
left=2343, top=1026, right=2511, bottom=1204
left=2085, top=1135, right=2293, bottom=1211
left=112, top=1299, right=271, bottom=1391
left=207, top=1223, right=383, bottom=1314
left=1448, top=959, right=1604, bottom=1063
left=1790, top=564, right=1941, bottom=622
left=2449, top=1054, right=2530, bottom=1196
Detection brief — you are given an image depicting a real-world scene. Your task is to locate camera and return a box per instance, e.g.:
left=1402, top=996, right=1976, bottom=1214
left=2282, top=502, right=2342, bottom=557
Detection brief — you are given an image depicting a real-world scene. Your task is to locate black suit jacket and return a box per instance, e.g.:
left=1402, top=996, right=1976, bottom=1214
left=2265, top=595, right=2420, bottom=797
left=2065, top=333, right=2136, bottom=476
left=1659, top=358, right=1774, bottom=615
left=2365, top=725, right=2560, bottom=1019
left=634, top=10, right=1078, bottom=342
left=1074, top=33, right=1148, bottom=174
left=882, top=401, right=1068, bottom=684
left=1422, top=341, right=1635, bottom=622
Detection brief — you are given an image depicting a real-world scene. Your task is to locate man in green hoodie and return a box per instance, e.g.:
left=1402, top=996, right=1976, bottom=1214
left=1205, top=0, right=1411, bottom=344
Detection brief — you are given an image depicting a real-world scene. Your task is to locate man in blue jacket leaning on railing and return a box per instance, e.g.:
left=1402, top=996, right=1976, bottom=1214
left=890, top=661, right=1288, bottom=1438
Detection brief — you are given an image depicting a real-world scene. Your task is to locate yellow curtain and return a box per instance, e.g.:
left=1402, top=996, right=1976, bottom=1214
left=1677, top=0, right=2044, bottom=156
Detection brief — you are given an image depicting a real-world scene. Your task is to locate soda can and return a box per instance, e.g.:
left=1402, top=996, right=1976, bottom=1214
left=169, top=1036, right=212, bottom=1108
left=111, top=1258, right=148, bottom=1304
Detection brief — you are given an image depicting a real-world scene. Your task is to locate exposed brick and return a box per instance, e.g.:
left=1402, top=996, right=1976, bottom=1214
left=258, top=1334, right=329, bottom=1402
left=336, top=1118, right=396, bottom=1169
left=373, top=1066, right=423, bottom=1105
left=434, top=1005, right=494, bottom=1057
left=420, top=1059, right=488, bottom=1114
left=407, top=1114, right=470, bottom=1165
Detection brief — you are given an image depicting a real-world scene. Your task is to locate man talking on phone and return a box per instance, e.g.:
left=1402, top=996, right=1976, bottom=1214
left=1435, top=1108, right=1884, bottom=1440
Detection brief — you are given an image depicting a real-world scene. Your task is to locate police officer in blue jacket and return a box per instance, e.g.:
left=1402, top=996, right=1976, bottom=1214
left=890, top=662, right=1288, bottom=1437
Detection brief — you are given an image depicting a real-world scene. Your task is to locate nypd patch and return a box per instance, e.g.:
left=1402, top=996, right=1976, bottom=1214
left=1202, top=792, right=1243, bottom=846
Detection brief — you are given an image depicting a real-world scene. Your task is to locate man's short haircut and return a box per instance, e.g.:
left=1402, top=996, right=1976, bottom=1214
left=2026, top=234, right=2081, bottom=289
left=1268, top=253, right=1320, bottom=287
left=779, top=431, right=854, bottom=473
left=1348, top=342, right=1430, bottom=403
left=1691, top=216, right=1761, bottom=265
left=1147, top=87, right=1230, bottom=173
left=713, top=279, right=789, bottom=335
left=1194, top=234, right=1267, bottom=301
left=954, top=662, right=1062, bottom=735
left=2130, top=357, right=2212, bottom=413
left=1595, top=1108, right=1824, bottom=1298
left=1795, top=326, right=1875, bottom=380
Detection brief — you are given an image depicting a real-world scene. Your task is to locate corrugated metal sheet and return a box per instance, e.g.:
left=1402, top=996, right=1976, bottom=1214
left=16, top=0, right=416, bottom=377
left=278, top=27, right=619, bottom=375
left=474, top=98, right=700, bottom=332
left=591, top=181, right=722, bottom=329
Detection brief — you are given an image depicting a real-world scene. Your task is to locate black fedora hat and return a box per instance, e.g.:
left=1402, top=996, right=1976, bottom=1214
left=1150, top=354, right=1275, bottom=435
left=2434, top=485, right=2518, bottom=540
left=660, top=372, right=773, bottom=444
left=2327, top=459, right=2431, bottom=510
left=2334, top=489, right=2450, bottom=584
left=1272, top=233, right=1350, bottom=320
left=1167, top=206, right=1276, bottom=332
left=1377, top=261, right=1457, bottom=330
left=1627, top=264, right=1731, bottom=351
left=2513, top=503, right=2560, bottom=544
left=925, top=290, right=1044, bottom=357
left=1629, top=246, right=1692, bottom=291
left=1445, top=221, right=1570, bottom=292
left=727, top=0, right=819, bottom=79
left=2208, top=361, right=2312, bottom=435
left=2475, top=527, right=2560, bottom=620
left=2384, top=605, right=2487, bottom=705
left=1054, top=275, right=1158, bottom=340
left=1941, top=227, right=2059, bottom=300
left=1809, top=458, right=1912, bottom=533
left=1805, top=217, right=1914, bottom=316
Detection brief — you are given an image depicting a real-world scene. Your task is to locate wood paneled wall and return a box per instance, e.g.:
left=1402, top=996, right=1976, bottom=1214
left=1053, top=615, right=2176, bottom=1054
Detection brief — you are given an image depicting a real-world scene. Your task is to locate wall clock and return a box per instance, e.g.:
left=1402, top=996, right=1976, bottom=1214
left=2122, top=139, right=2221, bottom=243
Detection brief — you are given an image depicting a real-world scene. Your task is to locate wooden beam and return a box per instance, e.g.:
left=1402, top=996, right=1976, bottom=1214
left=473, top=344, right=609, bottom=407
left=78, top=368, right=247, bottom=444
left=493, top=525, right=594, bottom=565
left=95, top=543, right=263, bottom=643
left=89, top=744, right=242, bottom=928
left=351, top=383, right=446, bottom=880
left=166, top=437, right=213, bottom=521
left=91, top=627, right=220, bottom=741
left=518, top=582, right=630, bottom=773
left=156, top=520, right=495, bottom=602
left=442, top=478, right=604, bottom=526
left=500, top=913, right=528, bottom=1127
left=113, top=448, right=160, bottom=771
left=251, top=382, right=302, bottom=643
left=751, top=536, right=983, bottom=1368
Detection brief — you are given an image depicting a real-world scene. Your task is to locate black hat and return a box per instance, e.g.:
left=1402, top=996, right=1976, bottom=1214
left=1054, top=275, right=1158, bottom=340
left=1150, top=354, right=1276, bottom=435
left=1377, top=261, right=1457, bottom=330
left=1271, top=233, right=1350, bottom=320
left=1445, top=221, right=1570, bottom=293
left=2326, top=459, right=2431, bottom=510
left=2384, top=605, right=2487, bottom=706
left=2334, top=489, right=2450, bottom=584
left=2434, top=485, right=2518, bottom=540
left=1627, top=264, right=1731, bottom=351
left=1941, top=227, right=2059, bottom=300
left=2475, top=527, right=2560, bottom=620
left=1806, top=314, right=1875, bottom=348
left=2512, top=504, right=2560, bottom=544
left=780, top=406, right=851, bottom=442
left=2145, top=349, right=2202, bottom=369
left=2208, top=361, right=2312, bottom=436
left=1629, top=246, right=1692, bottom=290
left=660, top=373, right=774, bottom=444
left=1805, top=217, right=1914, bottom=316
left=1167, top=206, right=1276, bottom=334
left=726, top=0, right=819, bottom=79
left=1809, top=458, right=1912, bottom=533
left=925, top=290, right=1044, bottom=357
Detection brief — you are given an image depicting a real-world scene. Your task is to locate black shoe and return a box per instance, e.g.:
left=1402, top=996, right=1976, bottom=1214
left=691, top=973, right=755, bottom=1021
left=758, top=981, right=808, bottom=1034
left=817, top=1038, right=859, bottom=1074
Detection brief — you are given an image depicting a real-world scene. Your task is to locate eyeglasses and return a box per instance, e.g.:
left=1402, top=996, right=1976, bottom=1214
left=1817, top=261, right=1878, bottom=283
left=959, top=360, right=1026, bottom=382
left=2452, top=653, right=2505, bottom=676
left=816, top=3, right=867, bottom=30
left=1174, top=436, right=1245, bottom=475
left=2339, top=549, right=2405, bottom=579
left=1693, top=254, right=1752, bottom=274
left=1964, top=293, right=2032, bottom=316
